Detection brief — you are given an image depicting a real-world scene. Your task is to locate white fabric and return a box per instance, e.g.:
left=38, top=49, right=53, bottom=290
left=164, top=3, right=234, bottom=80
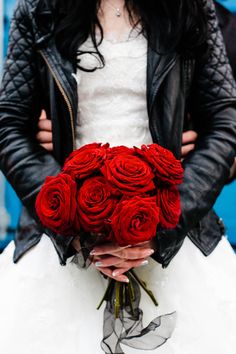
left=0, top=34, right=236, bottom=354
left=75, top=32, right=153, bottom=148
left=0, top=236, right=236, bottom=354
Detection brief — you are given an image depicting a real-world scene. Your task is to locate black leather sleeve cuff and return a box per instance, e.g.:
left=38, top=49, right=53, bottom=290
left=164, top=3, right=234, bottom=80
left=152, top=229, right=186, bottom=268
left=46, top=229, right=76, bottom=265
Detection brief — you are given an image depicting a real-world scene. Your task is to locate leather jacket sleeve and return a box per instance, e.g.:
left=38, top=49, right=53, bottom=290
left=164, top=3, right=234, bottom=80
left=216, top=2, right=236, bottom=182
left=154, top=0, right=236, bottom=267
left=0, top=0, right=74, bottom=264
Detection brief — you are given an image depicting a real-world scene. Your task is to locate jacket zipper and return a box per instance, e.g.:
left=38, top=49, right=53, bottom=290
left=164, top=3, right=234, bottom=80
left=39, top=50, right=76, bottom=151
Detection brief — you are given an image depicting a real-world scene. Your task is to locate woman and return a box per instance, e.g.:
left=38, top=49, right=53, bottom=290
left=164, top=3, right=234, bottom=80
left=0, top=0, right=236, bottom=353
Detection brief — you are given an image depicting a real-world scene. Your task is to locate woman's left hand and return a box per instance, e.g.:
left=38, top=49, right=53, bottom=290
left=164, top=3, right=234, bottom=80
left=181, top=130, right=198, bottom=157
left=91, top=241, right=156, bottom=283
left=37, top=110, right=53, bottom=151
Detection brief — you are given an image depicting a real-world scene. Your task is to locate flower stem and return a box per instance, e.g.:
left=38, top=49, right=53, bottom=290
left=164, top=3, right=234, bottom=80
left=127, top=280, right=135, bottom=316
left=97, top=278, right=114, bottom=310
left=97, top=270, right=158, bottom=318
left=130, top=269, right=159, bottom=307
left=115, top=281, right=121, bottom=318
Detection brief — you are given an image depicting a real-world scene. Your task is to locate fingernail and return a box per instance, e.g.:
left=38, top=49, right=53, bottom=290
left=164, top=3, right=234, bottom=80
left=140, top=260, right=149, bottom=267
left=95, top=262, right=103, bottom=267
left=145, top=249, right=155, bottom=257
left=112, top=270, right=120, bottom=277
left=122, top=277, right=129, bottom=283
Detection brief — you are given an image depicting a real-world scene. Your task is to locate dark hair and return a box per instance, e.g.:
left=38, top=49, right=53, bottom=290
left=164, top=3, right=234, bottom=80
left=53, top=0, right=208, bottom=68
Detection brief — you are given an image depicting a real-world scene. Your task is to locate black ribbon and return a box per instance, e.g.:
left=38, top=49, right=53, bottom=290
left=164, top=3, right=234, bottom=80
left=101, top=276, right=176, bottom=354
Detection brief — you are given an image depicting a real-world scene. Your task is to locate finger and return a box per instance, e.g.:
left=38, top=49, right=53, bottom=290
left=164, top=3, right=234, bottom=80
left=90, top=243, right=131, bottom=256
left=182, top=130, right=198, bottom=145
left=41, top=143, right=53, bottom=152
left=109, top=247, right=155, bottom=260
left=181, top=144, right=195, bottom=157
left=39, top=109, right=47, bottom=120
left=93, top=255, right=126, bottom=267
left=131, top=240, right=150, bottom=247
left=38, top=119, right=52, bottom=132
left=96, top=267, right=129, bottom=283
left=36, top=131, right=53, bottom=143
left=112, top=267, right=130, bottom=277
left=97, top=259, right=149, bottom=278
left=116, top=259, right=149, bottom=269
left=94, top=256, right=149, bottom=269
left=112, top=260, right=148, bottom=277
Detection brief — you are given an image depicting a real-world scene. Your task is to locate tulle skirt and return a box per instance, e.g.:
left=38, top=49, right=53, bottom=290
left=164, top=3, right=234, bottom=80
left=0, top=234, right=236, bottom=354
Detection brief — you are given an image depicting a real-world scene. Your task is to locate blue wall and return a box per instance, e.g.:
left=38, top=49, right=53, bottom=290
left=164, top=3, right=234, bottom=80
left=218, top=0, right=236, bottom=12
left=215, top=181, right=236, bottom=243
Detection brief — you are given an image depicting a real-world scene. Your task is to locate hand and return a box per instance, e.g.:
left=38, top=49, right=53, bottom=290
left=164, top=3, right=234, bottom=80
left=181, top=130, right=198, bottom=158
left=36, top=110, right=53, bottom=151
left=91, top=241, right=156, bottom=283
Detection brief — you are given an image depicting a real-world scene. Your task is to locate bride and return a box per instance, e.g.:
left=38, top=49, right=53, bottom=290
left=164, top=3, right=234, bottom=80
left=0, top=0, right=236, bottom=353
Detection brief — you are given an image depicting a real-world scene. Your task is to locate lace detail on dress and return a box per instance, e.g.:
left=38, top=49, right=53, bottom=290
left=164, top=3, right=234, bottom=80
left=97, top=24, right=143, bottom=44
left=75, top=33, right=153, bottom=149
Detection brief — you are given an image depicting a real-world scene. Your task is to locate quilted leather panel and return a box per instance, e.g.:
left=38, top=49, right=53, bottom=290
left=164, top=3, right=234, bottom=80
left=0, top=0, right=72, bottom=265
left=196, top=0, right=236, bottom=112
left=0, top=0, right=38, bottom=108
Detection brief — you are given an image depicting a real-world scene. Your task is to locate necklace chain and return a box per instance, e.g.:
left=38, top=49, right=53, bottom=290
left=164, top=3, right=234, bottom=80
left=105, top=0, right=123, bottom=17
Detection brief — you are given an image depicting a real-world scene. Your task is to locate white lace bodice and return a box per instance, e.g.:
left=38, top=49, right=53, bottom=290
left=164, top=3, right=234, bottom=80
left=75, top=31, right=153, bottom=148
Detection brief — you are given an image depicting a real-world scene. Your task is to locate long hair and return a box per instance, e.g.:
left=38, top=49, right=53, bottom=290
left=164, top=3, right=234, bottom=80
left=53, top=0, right=208, bottom=68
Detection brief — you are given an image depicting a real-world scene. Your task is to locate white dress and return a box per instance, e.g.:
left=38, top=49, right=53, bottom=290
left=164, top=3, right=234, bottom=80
left=0, top=33, right=236, bottom=354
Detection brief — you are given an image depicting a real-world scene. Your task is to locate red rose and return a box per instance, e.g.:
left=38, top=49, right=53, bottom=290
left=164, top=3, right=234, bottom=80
left=101, top=154, right=155, bottom=195
left=63, top=143, right=109, bottom=180
left=110, top=196, right=160, bottom=245
left=78, top=176, right=117, bottom=233
left=106, top=146, right=135, bottom=159
left=35, top=174, right=80, bottom=236
left=134, top=144, right=184, bottom=185
left=157, top=186, right=181, bottom=229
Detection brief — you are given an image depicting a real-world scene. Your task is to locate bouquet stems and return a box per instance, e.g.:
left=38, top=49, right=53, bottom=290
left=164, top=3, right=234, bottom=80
left=97, top=270, right=158, bottom=318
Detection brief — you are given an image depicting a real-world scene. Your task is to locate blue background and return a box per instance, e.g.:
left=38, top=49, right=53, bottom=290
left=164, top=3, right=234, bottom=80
left=0, top=0, right=235, bottom=248
left=220, top=0, right=236, bottom=11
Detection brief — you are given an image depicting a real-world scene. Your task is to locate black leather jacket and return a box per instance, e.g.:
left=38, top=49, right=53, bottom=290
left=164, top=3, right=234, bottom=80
left=216, top=2, right=236, bottom=78
left=0, top=0, right=236, bottom=268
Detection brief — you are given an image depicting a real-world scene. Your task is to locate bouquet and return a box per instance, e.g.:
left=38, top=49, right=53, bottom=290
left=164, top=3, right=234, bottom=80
left=36, top=142, right=183, bottom=352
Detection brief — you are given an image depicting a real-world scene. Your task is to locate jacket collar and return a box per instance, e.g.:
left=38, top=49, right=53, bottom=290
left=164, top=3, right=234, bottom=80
left=33, top=0, right=78, bottom=126
left=32, top=0, right=56, bottom=47
left=147, top=45, right=177, bottom=114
